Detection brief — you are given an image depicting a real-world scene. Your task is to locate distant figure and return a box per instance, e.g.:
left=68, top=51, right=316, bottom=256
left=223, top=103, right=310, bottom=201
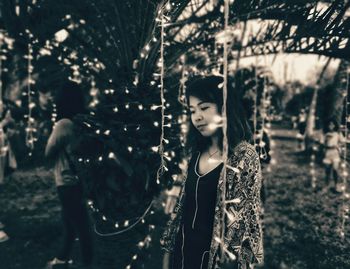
left=0, top=222, right=9, bottom=243
left=322, top=119, right=345, bottom=192
left=291, top=115, right=298, bottom=129
left=0, top=103, right=17, bottom=185
left=45, top=81, right=93, bottom=269
left=297, top=109, right=307, bottom=151
left=0, top=101, right=17, bottom=244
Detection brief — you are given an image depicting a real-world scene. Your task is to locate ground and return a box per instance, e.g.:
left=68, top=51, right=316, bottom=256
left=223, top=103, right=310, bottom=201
left=0, top=124, right=350, bottom=269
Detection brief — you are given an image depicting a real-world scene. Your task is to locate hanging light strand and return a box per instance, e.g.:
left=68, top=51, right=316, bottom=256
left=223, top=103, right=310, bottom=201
left=25, top=43, right=36, bottom=153
left=156, top=3, right=168, bottom=185
left=257, top=73, right=269, bottom=161
left=124, top=224, right=156, bottom=269
left=93, top=200, right=154, bottom=237
left=253, top=65, right=258, bottom=140
left=309, top=84, right=319, bottom=188
left=178, top=55, right=187, bottom=106
left=219, top=0, right=230, bottom=263
left=339, top=69, right=350, bottom=240
left=0, top=39, right=3, bottom=110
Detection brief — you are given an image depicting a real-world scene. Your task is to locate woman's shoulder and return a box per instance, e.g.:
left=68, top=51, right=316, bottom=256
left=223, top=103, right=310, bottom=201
left=55, top=118, right=74, bottom=128
left=233, top=141, right=257, bottom=156
left=53, top=119, right=75, bottom=136
left=228, top=141, right=259, bottom=165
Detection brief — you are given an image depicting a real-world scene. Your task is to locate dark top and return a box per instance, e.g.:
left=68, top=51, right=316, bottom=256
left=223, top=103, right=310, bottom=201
left=173, top=152, right=223, bottom=269
left=183, top=152, right=223, bottom=245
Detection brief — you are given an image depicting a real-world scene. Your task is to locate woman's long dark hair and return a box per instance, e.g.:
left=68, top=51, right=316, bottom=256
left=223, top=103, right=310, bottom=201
left=55, top=80, right=86, bottom=120
left=323, top=117, right=339, bottom=133
left=185, top=75, right=252, bottom=155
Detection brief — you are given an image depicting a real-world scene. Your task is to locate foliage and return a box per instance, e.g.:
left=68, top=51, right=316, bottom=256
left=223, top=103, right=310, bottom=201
left=1, top=0, right=350, bottom=225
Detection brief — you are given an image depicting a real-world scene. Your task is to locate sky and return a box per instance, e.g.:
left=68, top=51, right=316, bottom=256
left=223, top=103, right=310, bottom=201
left=240, top=53, right=340, bottom=85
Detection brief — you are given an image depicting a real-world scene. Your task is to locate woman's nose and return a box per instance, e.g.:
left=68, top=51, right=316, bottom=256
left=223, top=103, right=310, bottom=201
left=194, top=113, right=203, bottom=122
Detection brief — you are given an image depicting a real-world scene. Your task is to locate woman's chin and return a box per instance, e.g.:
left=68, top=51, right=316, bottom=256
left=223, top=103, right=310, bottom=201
left=199, top=130, right=216, bottom=137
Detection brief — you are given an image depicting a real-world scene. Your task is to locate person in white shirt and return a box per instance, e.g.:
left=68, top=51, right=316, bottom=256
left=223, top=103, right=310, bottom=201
left=45, top=81, right=93, bottom=268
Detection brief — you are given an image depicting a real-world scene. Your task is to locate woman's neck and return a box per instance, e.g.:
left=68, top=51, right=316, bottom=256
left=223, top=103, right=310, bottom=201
left=208, top=135, right=221, bottom=154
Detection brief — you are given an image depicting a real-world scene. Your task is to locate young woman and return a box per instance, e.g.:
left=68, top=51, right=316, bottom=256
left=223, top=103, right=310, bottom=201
left=161, top=76, right=263, bottom=269
left=45, top=81, right=93, bottom=268
left=322, top=118, right=345, bottom=192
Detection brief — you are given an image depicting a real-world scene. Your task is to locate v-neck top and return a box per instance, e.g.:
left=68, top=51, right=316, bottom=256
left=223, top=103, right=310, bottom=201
left=183, top=151, right=223, bottom=246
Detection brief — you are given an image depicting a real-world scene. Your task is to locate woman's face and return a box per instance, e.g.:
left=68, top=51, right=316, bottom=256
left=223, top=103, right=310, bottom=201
left=189, top=95, right=222, bottom=137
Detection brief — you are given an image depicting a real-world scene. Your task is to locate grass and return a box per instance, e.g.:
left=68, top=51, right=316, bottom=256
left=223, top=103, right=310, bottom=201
left=0, top=125, right=350, bottom=269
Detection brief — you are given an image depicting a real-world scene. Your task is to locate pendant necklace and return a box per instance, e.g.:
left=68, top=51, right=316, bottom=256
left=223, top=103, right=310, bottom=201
left=208, top=149, right=219, bottom=159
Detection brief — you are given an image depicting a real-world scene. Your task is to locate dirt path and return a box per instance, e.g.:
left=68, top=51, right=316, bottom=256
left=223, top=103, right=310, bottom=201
left=263, top=125, right=350, bottom=269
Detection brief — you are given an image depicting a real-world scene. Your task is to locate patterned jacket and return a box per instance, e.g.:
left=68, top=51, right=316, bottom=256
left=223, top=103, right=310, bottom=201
left=161, top=141, right=264, bottom=269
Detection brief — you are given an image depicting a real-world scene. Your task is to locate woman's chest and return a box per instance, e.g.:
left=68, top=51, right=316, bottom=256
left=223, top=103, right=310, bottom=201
left=197, top=156, right=222, bottom=176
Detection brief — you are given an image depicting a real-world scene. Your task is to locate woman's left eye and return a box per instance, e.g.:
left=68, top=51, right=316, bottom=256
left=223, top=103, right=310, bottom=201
left=201, top=106, right=209, bottom=111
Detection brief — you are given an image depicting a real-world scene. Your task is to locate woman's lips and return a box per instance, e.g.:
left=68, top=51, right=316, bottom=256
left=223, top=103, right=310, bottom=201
left=197, top=124, right=207, bottom=129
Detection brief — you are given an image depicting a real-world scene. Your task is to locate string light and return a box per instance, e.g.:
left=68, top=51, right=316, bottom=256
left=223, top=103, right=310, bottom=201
left=255, top=64, right=271, bottom=163
left=178, top=58, right=189, bottom=150
left=124, top=225, right=155, bottom=269
left=151, top=104, right=161, bottom=110
left=89, top=79, right=99, bottom=107
left=339, top=69, right=350, bottom=240
left=219, top=0, right=230, bottom=262
left=155, top=2, right=169, bottom=185
left=262, top=65, right=276, bottom=171
left=307, top=83, right=319, bottom=188
left=51, top=103, right=57, bottom=123
left=25, top=41, right=37, bottom=153
left=0, top=32, right=11, bottom=157
left=93, top=200, right=154, bottom=237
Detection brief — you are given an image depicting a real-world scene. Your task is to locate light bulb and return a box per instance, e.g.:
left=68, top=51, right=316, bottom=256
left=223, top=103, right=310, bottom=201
left=151, top=105, right=160, bottom=110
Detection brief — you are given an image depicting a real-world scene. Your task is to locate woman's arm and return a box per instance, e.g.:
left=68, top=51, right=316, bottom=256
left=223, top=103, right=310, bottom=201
left=160, top=178, right=186, bottom=253
left=225, top=144, right=264, bottom=266
left=45, top=120, right=71, bottom=159
left=0, top=110, right=13, bottom=129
